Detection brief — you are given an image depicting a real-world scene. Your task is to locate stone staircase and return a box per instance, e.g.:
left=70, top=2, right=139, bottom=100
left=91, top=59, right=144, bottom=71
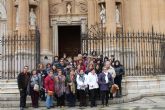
left=1, top=76, right=165, bottom=108
left=0, top=79, right=19, bottom=94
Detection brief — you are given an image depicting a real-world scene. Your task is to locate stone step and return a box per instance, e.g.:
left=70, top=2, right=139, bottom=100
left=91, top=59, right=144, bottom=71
left=0, top=88, right=19, bottom=94
left=0, top=94, right=31, bottom=101
left=0, top=79, right=17, bottom=83
left=0, top=98, right=126, bottom=108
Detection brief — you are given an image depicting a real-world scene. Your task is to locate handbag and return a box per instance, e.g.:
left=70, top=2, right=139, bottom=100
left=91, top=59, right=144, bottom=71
left=33, top=84, right=39, bottom=91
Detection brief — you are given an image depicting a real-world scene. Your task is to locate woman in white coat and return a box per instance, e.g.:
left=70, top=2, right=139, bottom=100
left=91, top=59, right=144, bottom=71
left=76, top=69, right=88, bottom=107
left=88, top=68, right=99, bottom=107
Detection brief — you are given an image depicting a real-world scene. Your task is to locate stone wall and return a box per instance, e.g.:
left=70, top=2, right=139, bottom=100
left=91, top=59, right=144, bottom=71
left=123, top=75, right=165, bottom=94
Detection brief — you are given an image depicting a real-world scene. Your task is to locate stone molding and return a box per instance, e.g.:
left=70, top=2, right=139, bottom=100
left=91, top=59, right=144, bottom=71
left=51, top=15, right=87, bottom=56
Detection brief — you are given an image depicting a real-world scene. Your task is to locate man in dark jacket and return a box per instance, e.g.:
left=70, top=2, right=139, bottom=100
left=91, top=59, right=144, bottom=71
left=17, top=66, right=31, bottom=110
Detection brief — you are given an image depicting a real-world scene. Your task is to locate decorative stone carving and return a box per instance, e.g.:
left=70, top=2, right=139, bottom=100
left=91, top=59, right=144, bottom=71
left=100, top=4, right=106, bottom=26
left=49, top=3, right=59, bottom=15
left=116, top=5, right=120, bottom=24
left=78, top=1, right=87, bottom=13
left=16, top=7, right=19, bottom=28
left=29, top=0, right=39, bottom=6
left=66, top=2, right=72, bottom=14
left=29, top=8, right=36, bottom=29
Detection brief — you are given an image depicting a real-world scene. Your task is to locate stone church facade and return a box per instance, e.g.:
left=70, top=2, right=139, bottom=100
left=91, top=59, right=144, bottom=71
left=1, top=0, right=165, bottom=61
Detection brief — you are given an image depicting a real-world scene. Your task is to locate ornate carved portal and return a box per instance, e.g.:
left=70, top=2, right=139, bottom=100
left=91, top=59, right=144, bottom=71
left=49, top=0, right=88, bottom=56
left=51, top=16, right=87, bottom=56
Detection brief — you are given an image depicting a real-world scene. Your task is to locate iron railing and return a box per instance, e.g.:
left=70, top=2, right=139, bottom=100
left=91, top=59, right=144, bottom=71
left=0, top=29, right=40, bottom=79
left=81, top=25, right=165, bottom=76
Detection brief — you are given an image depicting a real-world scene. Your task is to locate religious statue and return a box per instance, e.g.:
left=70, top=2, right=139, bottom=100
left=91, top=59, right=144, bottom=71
left=67, top=2, right=72, bottom=14
left=100, top=4, right=106, bottom=26
left=29, top=8, right=36, bottom=27
left=116, top=6, right=120, bottom=24
left=16, top=7, right=19, bottom=27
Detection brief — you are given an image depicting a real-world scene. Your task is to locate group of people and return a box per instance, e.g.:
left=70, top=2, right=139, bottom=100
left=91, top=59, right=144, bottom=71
left=17, top=53, right=124, bottom=110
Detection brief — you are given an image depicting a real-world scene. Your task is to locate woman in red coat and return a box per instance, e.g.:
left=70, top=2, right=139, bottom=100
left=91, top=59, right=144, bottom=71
left=44, top=70, right=55, bottom=109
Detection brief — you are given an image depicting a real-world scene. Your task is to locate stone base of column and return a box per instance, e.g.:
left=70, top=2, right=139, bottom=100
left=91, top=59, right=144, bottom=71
left=40, top=49, right=53, bottom=65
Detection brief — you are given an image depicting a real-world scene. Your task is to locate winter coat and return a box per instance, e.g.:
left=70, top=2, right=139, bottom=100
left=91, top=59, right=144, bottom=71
left=76, top=74, right=88, bottom=90
left=98, top=72, right=113, bottom=91
left=17, top=72, right=31, bottom=90
left=114, top=65, right=125, bottom=83
left=87, top=72, right=99, bottom=90
left=54, top=75, right=66, bottom=97
left=44, top=75, right=55, bottom=92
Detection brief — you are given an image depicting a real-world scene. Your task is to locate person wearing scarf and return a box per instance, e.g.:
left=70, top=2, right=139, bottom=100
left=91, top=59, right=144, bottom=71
left=66, top=68, right=76, bottom=107
left=28, top=70, right=40, bottom=108
left=76, top=69, right=88, bottom=107
left=98, top=67, right=113, bottom=107
left=88, top=68, right=99, bottom=107
left=54, top=68, right=66, bottom=108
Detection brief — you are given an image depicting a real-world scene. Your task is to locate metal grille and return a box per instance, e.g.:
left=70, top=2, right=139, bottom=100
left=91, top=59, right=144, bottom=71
left=81, top=24, right=165, bottom=76
left=0, top=29, right=40, bottom=79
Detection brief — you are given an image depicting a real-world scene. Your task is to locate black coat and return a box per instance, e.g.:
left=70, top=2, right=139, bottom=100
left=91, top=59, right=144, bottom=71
left=17, top=72, right=31, bottom=90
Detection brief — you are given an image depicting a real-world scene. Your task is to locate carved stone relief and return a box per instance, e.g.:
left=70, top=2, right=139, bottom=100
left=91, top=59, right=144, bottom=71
left=49, top=3, right=59, bottom=15
left=49, top=0, right=87, bottom=15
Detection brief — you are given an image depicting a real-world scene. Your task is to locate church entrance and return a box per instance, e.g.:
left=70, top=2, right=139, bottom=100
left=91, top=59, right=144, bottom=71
left=58, top=25, right=81, bottom=58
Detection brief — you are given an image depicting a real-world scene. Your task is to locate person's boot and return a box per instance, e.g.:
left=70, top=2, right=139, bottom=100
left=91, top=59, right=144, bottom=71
left=119, top=89, right=122, bottom=97
left=110, top=93, right=113, bottom=100
left=116, top=90, right=120, bottom=98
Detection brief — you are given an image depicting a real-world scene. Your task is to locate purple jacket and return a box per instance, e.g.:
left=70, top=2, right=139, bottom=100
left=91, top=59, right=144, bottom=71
left=98, top=72, right=113, bottom=91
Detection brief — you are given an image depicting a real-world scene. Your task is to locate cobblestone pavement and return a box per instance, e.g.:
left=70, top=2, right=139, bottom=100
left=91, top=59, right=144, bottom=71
left=1, top=96, right=165, bottom=110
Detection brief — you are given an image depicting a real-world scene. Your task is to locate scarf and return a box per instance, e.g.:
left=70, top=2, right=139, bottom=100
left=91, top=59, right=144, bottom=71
left=104, top=72, right=109, bottom=83
left=79, top=74, right=85, bottom=83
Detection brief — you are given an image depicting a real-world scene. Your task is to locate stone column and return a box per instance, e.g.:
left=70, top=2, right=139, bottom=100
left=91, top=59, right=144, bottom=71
left=123, top=0, right=131, bottom=32
left=40, top=0, right=52, bottom=63
left=158, top=0, right=165, bottom=33
left=141, top=0, right=151, bottom=32
left=151, top=0, right=160, bottom=32
left=6, top=0, right=13, bottom=34
left=18, top=0, right=29, bottom=35
left=88, top=0, right=95, bottom=27
left=130, top=0, right=141, bottom=32
left=105, top=0, right=116, bottom=33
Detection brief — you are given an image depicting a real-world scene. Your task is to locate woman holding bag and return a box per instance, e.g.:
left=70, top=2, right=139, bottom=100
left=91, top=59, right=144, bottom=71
left=44, top=70, right=55, bottom=109
left=29, top=70, right=40, bottom=108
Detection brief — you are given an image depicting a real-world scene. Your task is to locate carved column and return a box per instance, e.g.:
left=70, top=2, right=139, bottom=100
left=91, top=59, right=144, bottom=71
left=18, top=0, right=29, bottom=35
left=6, top=0, right=13, bottom=34
left=105, top=0, right=116, bottom=33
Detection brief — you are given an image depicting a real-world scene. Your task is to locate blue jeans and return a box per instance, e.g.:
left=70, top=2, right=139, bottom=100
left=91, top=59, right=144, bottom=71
left=45, top=94, right=53, bottom=108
